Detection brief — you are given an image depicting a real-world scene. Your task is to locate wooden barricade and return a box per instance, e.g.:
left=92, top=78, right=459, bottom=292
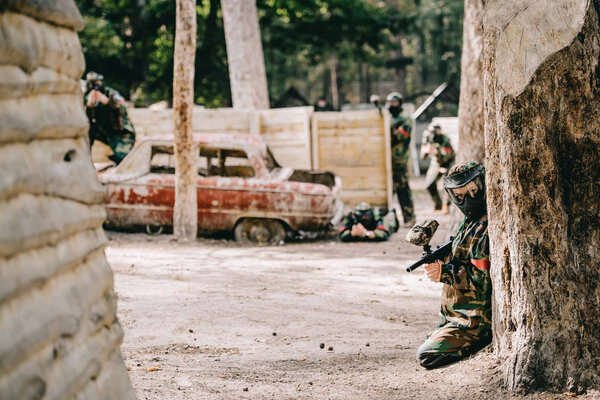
left=312, top=110, right=392, bottom=209
left=253, top=106, right=312, bottom=169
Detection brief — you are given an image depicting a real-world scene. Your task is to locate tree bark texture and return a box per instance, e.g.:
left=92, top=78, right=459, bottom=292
left=328, top=55, right=339, bottom=110
left=484, top=0, right=600, bottom=391
left=173, top=0, right=198, bottom=241
left=457, top=0, right=485, bottom=163
left=221, top=0, right=269, bottom=110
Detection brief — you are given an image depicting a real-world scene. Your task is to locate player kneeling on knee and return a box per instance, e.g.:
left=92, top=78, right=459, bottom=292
left=417, top=161, right=491, bottom=369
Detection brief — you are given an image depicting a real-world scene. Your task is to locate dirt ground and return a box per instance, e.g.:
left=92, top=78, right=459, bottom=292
left=108, top=179, right=599, bottom=400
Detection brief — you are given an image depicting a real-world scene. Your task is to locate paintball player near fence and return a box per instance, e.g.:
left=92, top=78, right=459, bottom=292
left=421, top=125, right=455, bottom=213
left=84, top=72, right=136, bottom=164
left=387, top=92, right=416, bottom=226
left=416, top=161, right=491, bottom=368
left=339, top=202, right=398, bottom=242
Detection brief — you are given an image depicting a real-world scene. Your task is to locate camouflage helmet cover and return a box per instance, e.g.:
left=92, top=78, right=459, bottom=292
left=86, top=71, right=104, bottom=82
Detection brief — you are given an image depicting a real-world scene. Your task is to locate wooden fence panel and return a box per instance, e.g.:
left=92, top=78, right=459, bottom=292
left=255, top=106, right=312, bottom=169
left=312, top=110, right=392, bottom=209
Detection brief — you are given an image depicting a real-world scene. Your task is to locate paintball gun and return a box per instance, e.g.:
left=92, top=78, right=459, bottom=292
left=405, top=219, right=453, bottom=272
left=370, top=94, right=382, bottom=116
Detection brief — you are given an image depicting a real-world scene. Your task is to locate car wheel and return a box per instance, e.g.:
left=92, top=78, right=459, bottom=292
left=234, top=218, right=286, bottom=244
left=146, top=224, right=164, bottom=235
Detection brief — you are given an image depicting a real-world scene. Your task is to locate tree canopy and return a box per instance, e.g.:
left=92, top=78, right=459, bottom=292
left=76, top=0, right=463, bottom=110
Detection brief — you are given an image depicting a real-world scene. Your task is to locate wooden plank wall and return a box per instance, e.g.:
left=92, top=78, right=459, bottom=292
left=129, top=107, right=251, bottom=137
left=254, top=106, right=313, bottom=169
left=312, top=110, right=392, bottom=209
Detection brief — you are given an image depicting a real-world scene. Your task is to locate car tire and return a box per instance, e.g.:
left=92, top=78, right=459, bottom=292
left=146, top=224, right=164, bottom=235
left=234, top=218, right=286, bottom=244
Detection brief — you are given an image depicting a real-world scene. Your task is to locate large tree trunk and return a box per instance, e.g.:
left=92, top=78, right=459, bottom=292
left=172, top=0, right=197, bottom=241
left=484, top=0, right=600, bottom=392
left=221, top=0, right=269, bottom=110
left=457, top=0, right=485, bottom=163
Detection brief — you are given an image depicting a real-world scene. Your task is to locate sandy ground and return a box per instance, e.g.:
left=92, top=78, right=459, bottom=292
left=108, top=179, right=600, bottom=400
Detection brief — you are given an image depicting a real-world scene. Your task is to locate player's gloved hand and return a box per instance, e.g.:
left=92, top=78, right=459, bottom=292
left=424, top=260, right=442, bottom=282
left=351, top=223, right=367, bottom=238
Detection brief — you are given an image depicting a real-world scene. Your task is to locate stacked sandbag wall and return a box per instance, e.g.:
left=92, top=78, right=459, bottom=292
left=0, top=1, right=136, bottom=398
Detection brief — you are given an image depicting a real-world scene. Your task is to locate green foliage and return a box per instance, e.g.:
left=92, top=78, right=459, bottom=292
left=75, top=0, right=463, bottom=110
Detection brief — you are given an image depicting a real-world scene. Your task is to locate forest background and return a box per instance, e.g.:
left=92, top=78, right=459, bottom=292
left=75, top=0, right=463, bottom=114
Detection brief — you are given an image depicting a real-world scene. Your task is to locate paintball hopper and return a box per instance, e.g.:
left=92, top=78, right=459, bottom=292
left=405, top=219, right=439, bottom=247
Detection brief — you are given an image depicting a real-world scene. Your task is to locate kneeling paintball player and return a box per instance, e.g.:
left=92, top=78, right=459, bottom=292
left=417, top=161, right=491, bottom=368
left=339, top=202, right=398, bottom=242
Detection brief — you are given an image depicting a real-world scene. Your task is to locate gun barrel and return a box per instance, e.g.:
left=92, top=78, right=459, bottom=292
left=406, top=259, right=427, bottom=272
left=405, top=238, right=453, bottom=273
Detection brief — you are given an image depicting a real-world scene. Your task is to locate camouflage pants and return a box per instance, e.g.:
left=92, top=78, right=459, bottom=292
left=416, top=324, right=491, bottom=369
left=425, top=165, right=451, bottom=209
left=392, top=164, right=415, bottom=223
left=90, top=128, right=135, bottom=164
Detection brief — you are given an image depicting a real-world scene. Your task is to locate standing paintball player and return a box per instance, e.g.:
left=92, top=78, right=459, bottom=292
left=387, top=92, right=416, bottom=226
left=421, top=124, right=455, bottom=213
left=417, top=161, right=491, bottom=368
left=84, top=72, right=136, bottom=164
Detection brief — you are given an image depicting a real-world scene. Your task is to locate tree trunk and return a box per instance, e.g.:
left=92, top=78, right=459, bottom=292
left=457, top=0, right=485, bottom=163
left=484, top=0, right=600, bottom=392
left=328, top=55, right=339, bottom=110
left=172, top=0, right=197, bottom=241
left=446, top=0, right=486, bottom=239
left=221, top=0, right=269, bottom=110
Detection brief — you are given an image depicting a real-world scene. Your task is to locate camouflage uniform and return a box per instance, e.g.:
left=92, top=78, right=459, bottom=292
left=391, top=113, right=415, bottom=223
left=417, top=214, right=491, bottom=368
left=423, top=133, right=455, bottom=209
left=85, top=87, right=135, bottom=163
left=339, top=207, right=396, bottom=242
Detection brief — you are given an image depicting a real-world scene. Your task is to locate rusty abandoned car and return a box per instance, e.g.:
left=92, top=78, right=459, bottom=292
left=96, top=133, right=343, bottom=243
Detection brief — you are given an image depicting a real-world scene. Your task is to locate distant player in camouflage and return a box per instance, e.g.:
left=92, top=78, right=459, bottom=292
left=387, top=92, right=415, bottom=225
left=417, top=161, right=491, bottom=368
left=84, top=71, right=136, bottom=164
left=339, top=202, right=398, bottom=242
left=421, top=125, right=455, bottom=213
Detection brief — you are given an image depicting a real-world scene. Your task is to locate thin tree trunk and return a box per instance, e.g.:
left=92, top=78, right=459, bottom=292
left=221, top=0, right=269, bottom=110
left=328, top=55, right=339, bottom=110
left=484, top=0, right=600, bottom=392
left=457, top=0, right=485, bottom=163
left=172, top=0, right=197, bottom=241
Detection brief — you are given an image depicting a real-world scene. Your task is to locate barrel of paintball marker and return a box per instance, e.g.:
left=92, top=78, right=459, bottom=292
left=405, top=238, right=453, bottom=272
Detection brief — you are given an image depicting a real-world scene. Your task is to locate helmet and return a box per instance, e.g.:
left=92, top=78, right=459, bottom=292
left=86, top=71, right=104, bottom=82
left=444, top=162, right=486, bottom=220
left=386, top=92, right=403, bottom=103
left=86, top=71, right=105, bottom=92
left=356, top=202, right=371, bottom=212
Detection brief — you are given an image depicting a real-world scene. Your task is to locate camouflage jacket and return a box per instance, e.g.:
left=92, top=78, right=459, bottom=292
left=423, top=133, right=455, bottom=168
left=390, top=113, right=412, bottom=167
left=85, top=87, right=135, bottom=136
left=438, top=214, right=491, bottom=337
left=339, top=208, right=389, bottom=242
